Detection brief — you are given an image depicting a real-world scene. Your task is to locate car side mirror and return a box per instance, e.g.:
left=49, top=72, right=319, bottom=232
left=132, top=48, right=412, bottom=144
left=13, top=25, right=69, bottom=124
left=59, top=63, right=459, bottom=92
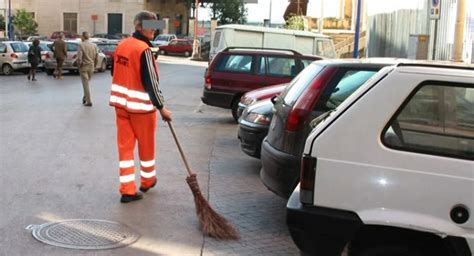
left=271, top=96, right=279, bottom=105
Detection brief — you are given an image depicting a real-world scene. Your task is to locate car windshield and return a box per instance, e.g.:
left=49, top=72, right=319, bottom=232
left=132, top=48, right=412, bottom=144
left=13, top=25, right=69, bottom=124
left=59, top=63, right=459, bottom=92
left=155, top=35, right=168, bottom=41
left=98, top=44, right=117, bottom=52
left=281, top=63, right=324, bottom=107
left=11, top=42, right=28, bottom=52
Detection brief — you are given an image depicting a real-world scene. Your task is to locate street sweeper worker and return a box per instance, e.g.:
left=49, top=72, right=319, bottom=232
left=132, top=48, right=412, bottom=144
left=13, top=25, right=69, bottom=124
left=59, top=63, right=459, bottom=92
left=110, top=10, right=172, bottom=203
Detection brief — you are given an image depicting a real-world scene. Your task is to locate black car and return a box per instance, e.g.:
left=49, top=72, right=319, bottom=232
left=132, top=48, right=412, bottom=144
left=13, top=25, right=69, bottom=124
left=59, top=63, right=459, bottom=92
left=238, top=99, right=274, bottom=158
left=260, top=59, right=400, bottom=198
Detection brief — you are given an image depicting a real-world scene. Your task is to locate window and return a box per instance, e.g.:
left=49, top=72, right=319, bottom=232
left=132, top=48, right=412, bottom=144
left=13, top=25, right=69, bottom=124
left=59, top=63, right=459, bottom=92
left=66, top=43, right=78, bottom=52
left=258, top=56, right=296, bottom=77
left=282, top=63, right=324, bottom=107
left=11, top=43, right=28, bottom=52
left=213, top=31, right=221, bottom=48
left=383, top=84, right=474, bottom=159
left=301, top=59, right=315, bottom=69
left=324, top=70, right=377, bottom=109
left=215, top=54, right=253, bottom=73
left=63, top=13, right=78, bottom=34
left=315, top=39, right=335, bottom=58
left=0, top=43, right=7, bottom=53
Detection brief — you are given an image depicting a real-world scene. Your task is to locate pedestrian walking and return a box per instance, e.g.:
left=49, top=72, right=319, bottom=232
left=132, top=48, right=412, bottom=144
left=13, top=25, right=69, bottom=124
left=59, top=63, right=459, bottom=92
left=27, top=39, right=41, bottom=81
left=77, top=32, right=98, bottom=107
left=110, top=11, right=172, bottom=203
left=52, top=33, right=67, bottom=79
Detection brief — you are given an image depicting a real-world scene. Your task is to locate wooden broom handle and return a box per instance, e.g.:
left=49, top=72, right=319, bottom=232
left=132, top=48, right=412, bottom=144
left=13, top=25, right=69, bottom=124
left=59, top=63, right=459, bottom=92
left=167, top=121, right=194, bottom=177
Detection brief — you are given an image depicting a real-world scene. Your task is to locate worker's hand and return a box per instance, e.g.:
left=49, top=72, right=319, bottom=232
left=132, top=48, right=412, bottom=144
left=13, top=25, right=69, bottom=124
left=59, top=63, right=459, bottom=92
left=159, top=107, right=172, bottom=122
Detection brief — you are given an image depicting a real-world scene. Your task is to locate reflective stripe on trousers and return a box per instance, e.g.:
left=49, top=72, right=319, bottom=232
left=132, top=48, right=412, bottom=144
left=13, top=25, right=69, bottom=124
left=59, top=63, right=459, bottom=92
left=115, top=107, right=157, bottom=195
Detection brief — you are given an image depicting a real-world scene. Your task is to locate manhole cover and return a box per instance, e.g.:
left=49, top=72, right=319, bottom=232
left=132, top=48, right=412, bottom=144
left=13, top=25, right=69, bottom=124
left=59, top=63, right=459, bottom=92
left=26, top=219, right=140, bottom=250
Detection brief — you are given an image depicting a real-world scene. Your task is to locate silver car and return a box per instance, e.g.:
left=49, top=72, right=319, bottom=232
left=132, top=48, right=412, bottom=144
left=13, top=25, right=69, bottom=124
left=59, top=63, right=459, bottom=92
left=43, top=40, right=107, bottom=75
left=24, top=41, right=51, bottom=68
left=0, top=41, right=30, bottom=75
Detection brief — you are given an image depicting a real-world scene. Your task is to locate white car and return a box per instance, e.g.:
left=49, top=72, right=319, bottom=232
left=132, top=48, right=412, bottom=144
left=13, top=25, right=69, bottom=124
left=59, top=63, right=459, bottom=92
left=0, top=41, right=30, bottom=75
left=43, top=40, right=107, bottom=75
left=151, top=34, right=177, bottom=47
left=287, top=63, right=474, bottom=256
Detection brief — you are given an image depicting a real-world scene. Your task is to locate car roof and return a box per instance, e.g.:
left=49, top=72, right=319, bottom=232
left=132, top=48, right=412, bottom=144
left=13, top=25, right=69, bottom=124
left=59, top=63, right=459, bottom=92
left=308, top=58, right=410, bottom=68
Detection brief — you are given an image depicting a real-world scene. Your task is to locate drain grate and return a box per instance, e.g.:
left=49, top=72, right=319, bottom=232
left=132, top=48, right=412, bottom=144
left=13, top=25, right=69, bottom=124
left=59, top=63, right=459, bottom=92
left=26, top=219, right=140, bottom=250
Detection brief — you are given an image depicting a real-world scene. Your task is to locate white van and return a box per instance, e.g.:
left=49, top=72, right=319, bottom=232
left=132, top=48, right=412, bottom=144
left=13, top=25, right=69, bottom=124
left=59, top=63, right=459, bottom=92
left=210, top=24, right=336, bottom=60
left=287, top=63, right=474, bottom=256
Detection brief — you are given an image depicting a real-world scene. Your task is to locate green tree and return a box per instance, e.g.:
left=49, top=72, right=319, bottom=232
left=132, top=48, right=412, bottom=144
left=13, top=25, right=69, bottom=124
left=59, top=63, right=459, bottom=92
left=213, top=0, right=247, bottom=25
left=13, top=9, right=38, bottom=39
left=285, top=15, right=304, bottom=30
left=0, top=14, right=5, bottom=32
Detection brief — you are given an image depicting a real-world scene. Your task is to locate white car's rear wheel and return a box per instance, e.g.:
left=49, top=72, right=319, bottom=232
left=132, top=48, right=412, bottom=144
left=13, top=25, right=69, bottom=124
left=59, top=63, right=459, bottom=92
left=2, top=64, right=13, bottom=76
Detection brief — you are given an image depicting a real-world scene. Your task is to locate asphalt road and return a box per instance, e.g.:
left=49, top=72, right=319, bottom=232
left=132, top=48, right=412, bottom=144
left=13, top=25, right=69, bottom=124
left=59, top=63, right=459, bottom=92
left=0, top=56, right=299, bottom=256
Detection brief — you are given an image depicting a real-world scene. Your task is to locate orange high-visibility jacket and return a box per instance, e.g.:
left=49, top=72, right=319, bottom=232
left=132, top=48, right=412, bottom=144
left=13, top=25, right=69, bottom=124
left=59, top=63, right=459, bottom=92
left=110, top=37, right=156, bottom=113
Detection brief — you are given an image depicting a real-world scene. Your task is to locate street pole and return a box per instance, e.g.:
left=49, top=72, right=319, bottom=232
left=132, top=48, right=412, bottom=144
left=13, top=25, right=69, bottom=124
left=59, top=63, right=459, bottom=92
left=269, top=0, right=272, bottom=27
left=452, top=0, right=465, bottom=62
left=318, top=0, right=323, bottom=33
left=8, top=0, right=12, bottom=39
left=353, top=0, right=361, bottom=58
left=192, top=0, right=200, bottom=59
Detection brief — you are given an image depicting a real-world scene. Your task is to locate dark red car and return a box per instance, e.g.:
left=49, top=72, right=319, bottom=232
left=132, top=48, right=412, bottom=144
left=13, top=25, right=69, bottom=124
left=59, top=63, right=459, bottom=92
left=236, top=83, right=287, bottom=119
left=50, top=31, right=79, bottom=40
left=201, top=47, right=323, bottom=121
left=96, top=42, right=118, bottom=68
left=158, top=39, right=193, bottom=57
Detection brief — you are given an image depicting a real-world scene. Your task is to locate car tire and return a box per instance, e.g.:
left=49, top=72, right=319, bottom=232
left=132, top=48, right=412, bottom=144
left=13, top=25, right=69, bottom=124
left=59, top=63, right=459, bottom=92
left=350, top=244, right=424, bottom=256
left=46, top=69, right=54, bottom=76
left=231, top=98, right=240, bottom=123
left=184, top=51, right=191, bottom=57
left=99, top=61, right=106, bottom=72
left=159, top=49, right=166, bottom=55
left=2, top=64, right=13, bottom=76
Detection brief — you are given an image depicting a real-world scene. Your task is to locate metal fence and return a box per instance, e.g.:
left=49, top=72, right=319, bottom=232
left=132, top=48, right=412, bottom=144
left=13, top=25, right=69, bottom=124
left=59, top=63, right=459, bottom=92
left=365, top=0, right=472, bottom=62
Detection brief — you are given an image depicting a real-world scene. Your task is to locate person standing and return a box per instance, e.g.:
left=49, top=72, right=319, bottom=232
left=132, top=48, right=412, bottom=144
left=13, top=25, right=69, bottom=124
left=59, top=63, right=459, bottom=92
left=52, top=33, right=67, bottom=79
left=27, top=39, right=41, bottom=81
left=110, top=11, right=172, bottom=203
left=77, top=31, right=98, bottom=107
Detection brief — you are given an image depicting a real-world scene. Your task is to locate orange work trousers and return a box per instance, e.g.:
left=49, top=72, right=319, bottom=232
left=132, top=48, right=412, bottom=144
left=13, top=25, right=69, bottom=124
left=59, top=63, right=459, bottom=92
left=115, top=107, right=157, bottom=195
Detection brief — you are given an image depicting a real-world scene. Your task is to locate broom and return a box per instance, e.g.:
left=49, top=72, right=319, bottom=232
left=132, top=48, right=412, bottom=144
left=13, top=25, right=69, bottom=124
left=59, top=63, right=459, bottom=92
left=167, top=121, right=240, bottom=240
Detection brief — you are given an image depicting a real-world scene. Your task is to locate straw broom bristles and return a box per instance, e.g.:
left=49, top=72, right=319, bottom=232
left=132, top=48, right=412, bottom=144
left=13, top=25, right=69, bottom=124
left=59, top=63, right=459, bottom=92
left=167, top=121, right=240, bottom=240
left=186, top=174, right=240, bottom=240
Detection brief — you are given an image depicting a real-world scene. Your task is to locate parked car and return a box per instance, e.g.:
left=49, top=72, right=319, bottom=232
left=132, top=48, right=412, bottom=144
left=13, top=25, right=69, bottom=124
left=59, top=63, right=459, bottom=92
left=96, top=42, right=117, bottom=68
left=151, top=34, right=177, bottom=46
left=50, top=31, right=80, bottom=40
left=26, top=35, right=49, bottom=41
left=201, top=47, right=323, bottom=122
left=287, top=62, right=474, bottom=256
left=260, top=59, right=400, bottom=198
left=43, top=41, right=107, bottom=75
left=0, top=41, right=30, bottom=75
left=158, top=39, right=193, bottom=57
left=24, top=41, right=51, bottom=68
left=238, top=99, right=274, bottom=158
left=93, top=33, right=121, bottom=40
left=236, top=83, right=287, bottom=119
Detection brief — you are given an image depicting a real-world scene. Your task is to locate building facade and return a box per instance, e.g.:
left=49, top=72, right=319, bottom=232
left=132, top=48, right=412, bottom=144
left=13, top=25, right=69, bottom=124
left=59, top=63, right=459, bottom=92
left=7, top=0, right=189, bottom=37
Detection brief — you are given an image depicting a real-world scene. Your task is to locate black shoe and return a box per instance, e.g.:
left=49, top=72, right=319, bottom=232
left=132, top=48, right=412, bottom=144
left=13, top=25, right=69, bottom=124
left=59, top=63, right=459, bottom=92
left=27, top=75, right=30, bottom=81
left=82, top=97, right=86, bottom=104
left=32, top=78, right=37, bottom=81
left=84, top=103, right=92, bottom=107
left=120, top=192, right=143, bottom=203
left=139, top=180, right=157, bottom=193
